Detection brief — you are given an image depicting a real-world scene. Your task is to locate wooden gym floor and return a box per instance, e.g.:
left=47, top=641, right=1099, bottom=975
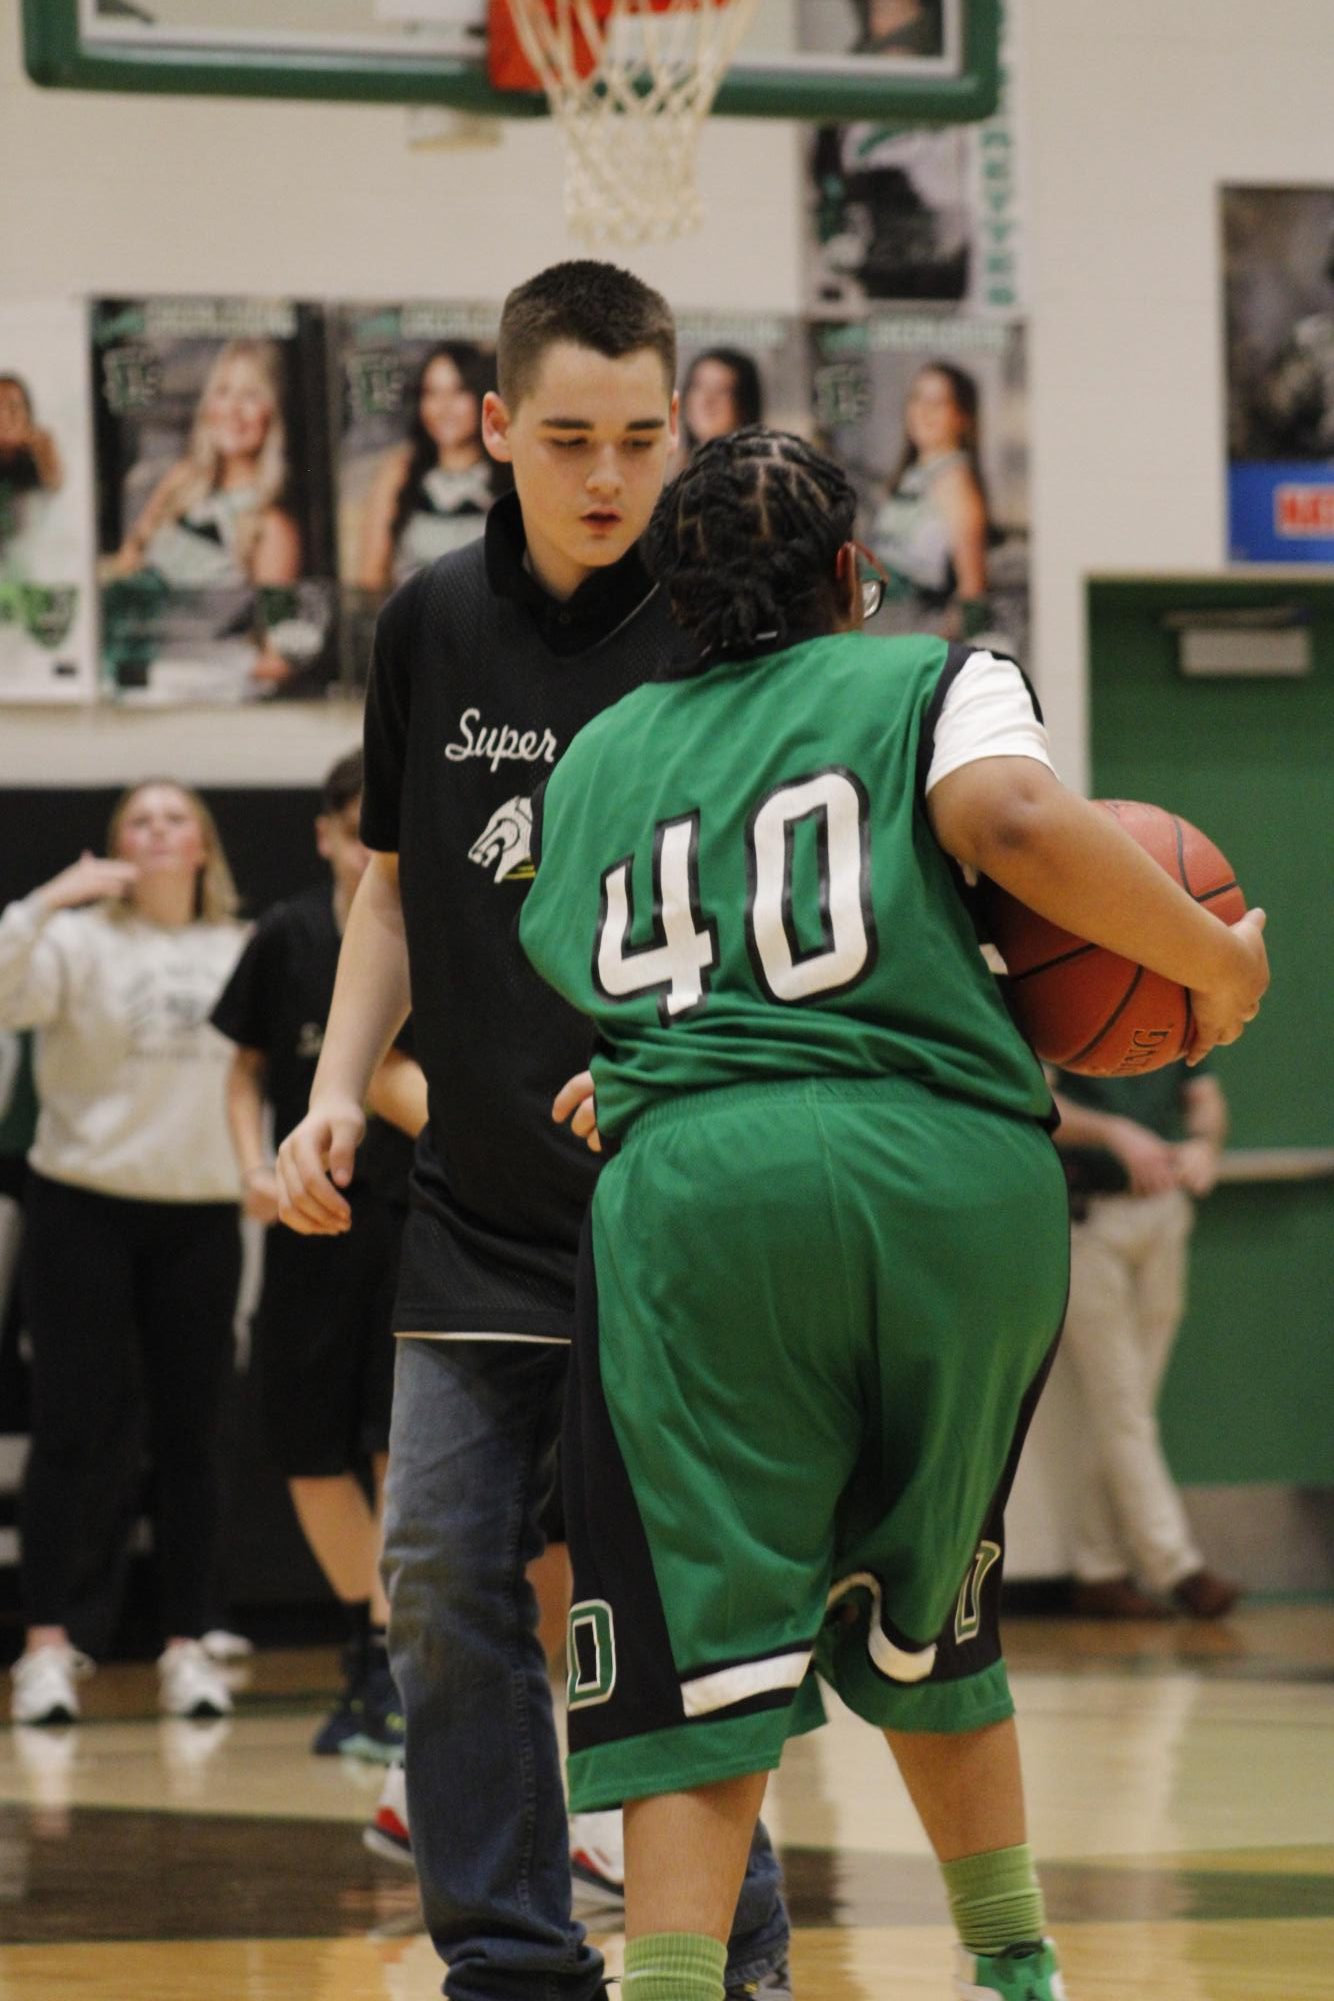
left=0, top=1604, right=1331, bottom=2000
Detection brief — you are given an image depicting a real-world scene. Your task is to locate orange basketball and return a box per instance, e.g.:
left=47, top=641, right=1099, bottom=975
left=983, top=800, right=1246, bottom=1077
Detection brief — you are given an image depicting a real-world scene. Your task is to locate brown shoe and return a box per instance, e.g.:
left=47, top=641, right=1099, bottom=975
left=1071, top=1577, right=1172, bottom=1620
left=1172, top=1569, right=1241, bottom=1619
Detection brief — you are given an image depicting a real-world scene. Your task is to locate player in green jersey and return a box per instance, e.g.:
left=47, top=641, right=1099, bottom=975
left=519, top=428, right=1269, bottom=2001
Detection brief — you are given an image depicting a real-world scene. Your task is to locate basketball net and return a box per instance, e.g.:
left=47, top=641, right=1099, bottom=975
left=491, top=0, right=760, bottom=243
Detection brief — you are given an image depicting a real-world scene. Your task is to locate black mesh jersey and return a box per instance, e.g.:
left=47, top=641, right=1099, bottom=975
left=211, top=884, right=415, bottom=1205
left=360, top=490, right=688, bottom=1336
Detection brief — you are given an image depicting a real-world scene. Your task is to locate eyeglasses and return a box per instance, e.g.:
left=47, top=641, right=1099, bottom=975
left=853, top=542, right=891, bottom=622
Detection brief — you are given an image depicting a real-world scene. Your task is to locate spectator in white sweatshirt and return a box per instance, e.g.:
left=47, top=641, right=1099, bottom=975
left=0, top=780, right=246, bottom=1726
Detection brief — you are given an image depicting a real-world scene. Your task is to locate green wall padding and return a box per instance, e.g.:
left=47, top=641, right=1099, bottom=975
left=1088, top=580, right=1333, bottom=1487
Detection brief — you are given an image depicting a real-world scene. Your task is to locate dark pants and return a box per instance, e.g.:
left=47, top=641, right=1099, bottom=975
left=19, top=1171, right=241, bottom=1642
left=383, top=1334, right=790, bottom=2001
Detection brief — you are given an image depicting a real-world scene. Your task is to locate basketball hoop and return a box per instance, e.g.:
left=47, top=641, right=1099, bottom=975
left=489, top=0, right=760, bottom=243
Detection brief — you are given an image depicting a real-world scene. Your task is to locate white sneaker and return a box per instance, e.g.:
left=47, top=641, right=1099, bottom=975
left=569, top=1808, right=625, bottom=1914
left=200, top=1628, right=254, bottom=1663
left=157, top=1640, right=234, bottom=1718
left=362, top=1775, right=627, bottom=1916
left=10, top=1644, right=93, bottom=1725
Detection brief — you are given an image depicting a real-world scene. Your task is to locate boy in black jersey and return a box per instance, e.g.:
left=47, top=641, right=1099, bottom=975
left=276, top=266, right=791, bottom=2001
left=213, top=750, right=425, bottom=1759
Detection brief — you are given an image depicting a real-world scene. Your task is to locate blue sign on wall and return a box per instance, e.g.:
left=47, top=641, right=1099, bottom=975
left=1229, top=461, right=1334, bottom=564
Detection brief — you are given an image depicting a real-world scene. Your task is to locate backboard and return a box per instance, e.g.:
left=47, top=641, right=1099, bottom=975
left=22, top=1, right=1001, bottom=123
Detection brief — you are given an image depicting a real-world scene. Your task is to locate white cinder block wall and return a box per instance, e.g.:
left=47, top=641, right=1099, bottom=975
left=4, top=0, right=1334, bottom=786
left=1025, top=0, right=1334, bottom=794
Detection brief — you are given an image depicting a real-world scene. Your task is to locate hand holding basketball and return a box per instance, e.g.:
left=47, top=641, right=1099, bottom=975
left=984, top=800, right=1268, bottom=1076
left=1185, top=905, right=1268, bottom=1065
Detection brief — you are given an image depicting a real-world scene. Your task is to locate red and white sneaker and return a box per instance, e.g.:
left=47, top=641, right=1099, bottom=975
left=363, top=1761, right=413, bottom=1867
left=362, top=1772, right=625, bottom=1916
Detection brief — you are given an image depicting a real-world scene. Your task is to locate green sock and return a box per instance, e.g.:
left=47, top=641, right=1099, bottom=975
left=623, top=1932, right=727, bottom=2001
left=941, top=1842, right=1047, bottom=1955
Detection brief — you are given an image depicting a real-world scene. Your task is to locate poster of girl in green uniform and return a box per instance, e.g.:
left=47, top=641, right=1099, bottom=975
left=92, top=297, right=338, bottom=703
left=812, top=314, right=1028, bottom=659
left=0, top=303, right=96, bottom=703
left=330, top=301, right=510, bottom=689
left=671, top=313, right=812, bottom=478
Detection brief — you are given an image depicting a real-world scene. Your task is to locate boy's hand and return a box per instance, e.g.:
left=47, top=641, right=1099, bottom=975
left=275, top=1098, right=365, bottom=1234
left=1186, top=908, right=1269, bottom=1065
left=1175, top=1138, right=1222, bottom=1198
left=241, top=1165, right=281, bottom=1225
left=1108, top=1118, right=1178, bottom=1196
left=553, top=1070, right=601, bottom=1154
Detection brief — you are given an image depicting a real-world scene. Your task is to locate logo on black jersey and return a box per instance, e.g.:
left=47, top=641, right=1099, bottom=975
left=468, top=795, right=534, bottom=883
left=445, top=706, right=558, bottom=773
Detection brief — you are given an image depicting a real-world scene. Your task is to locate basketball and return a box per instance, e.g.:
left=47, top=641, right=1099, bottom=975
left=984, top=800, right=1246, bottom=1077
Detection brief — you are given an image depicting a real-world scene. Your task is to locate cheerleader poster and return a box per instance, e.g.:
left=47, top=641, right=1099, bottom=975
left=672, top=313, right=813, bottom=474
left=91, top=297, right=338, bottom=703
left=812, top=315, right=1029, bottom=661
left=0, top=303, right=97, bottom=704
left=332, top=301, right=509, bottom=688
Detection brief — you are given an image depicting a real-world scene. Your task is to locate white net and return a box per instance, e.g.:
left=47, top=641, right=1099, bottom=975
left=505, top=0, right=761, bottom=243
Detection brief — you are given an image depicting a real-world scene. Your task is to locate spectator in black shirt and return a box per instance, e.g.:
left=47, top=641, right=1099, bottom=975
left=276, top=264, right=792, bottom=2001
left=213, top=749, right=425, bottom=1760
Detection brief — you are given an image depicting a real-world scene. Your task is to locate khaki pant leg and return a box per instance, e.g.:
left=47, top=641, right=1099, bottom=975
left=1062, top=1195, right=1202, bottom=1592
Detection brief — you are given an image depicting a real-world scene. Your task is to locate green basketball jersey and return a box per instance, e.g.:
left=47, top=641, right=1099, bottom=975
left=520, top=631, right=1052, bottom=1141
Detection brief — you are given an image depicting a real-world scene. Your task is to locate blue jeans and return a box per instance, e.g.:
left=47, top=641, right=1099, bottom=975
left=384, top=1335, right=791, bottom=2001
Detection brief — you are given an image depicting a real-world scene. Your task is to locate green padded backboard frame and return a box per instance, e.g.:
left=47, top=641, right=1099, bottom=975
left=22, top=0, right=1000, bottom=122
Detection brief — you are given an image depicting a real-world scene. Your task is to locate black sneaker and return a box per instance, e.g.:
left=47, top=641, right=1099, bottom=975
left=725, top=1960, right=792, bottom=2001
left=340, top=1657, right=405, bottom=1764
left=311, top=1643, right=367, bottom=1757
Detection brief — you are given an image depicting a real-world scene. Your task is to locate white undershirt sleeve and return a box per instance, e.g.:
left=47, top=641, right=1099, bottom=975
left=923, top=649, right=1055, bottom=795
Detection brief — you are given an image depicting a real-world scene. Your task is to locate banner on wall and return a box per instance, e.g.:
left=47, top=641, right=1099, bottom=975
left=333, top=306, right=817, bottom=684
left=1223, top=186, right=1334, bottom=563
left=812, top=315, right=1029, bottom=660
left=674, top=312, right=813, bottom=468
left=91, top=297, right=338, bottom=703
left=0, top=303, right=97, bottom=703
left=802, top=0, right=1021, bottom=317
left=332, top=301, right=507, bottom=689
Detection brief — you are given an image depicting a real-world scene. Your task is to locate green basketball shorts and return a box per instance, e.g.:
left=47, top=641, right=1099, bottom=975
left=562, top=1075, right=1070, bottom=1811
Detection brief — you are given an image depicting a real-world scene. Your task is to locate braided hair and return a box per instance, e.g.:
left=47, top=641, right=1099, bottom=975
left=645, top=426, right=858, bottom=662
